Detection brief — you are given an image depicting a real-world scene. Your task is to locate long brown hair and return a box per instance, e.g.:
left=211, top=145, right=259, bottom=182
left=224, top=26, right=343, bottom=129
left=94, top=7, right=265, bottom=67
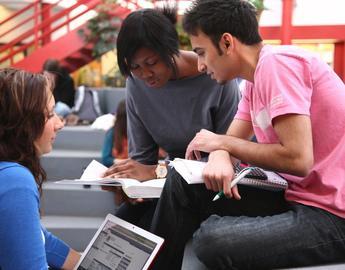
left=0, top=68, right=52, bottom=191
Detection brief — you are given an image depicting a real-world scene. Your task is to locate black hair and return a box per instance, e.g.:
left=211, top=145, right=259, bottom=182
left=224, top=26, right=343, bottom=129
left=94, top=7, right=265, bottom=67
left=183, top=0, right=262, bottom=51
left=117, top=7, right=180, bottom=77
left=43, top=58, right=61, bottom=73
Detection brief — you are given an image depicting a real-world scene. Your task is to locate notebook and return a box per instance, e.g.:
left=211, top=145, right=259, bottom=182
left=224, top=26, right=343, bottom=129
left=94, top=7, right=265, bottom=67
left=74, top=214, right=164, bottom=270
left=171, top=158, right=288, bottom=191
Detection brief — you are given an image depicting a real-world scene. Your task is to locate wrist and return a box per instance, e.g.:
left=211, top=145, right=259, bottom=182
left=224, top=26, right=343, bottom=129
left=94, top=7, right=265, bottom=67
left=148, top=165, right=157, bottom=179
left=154, top=162, right=168, bottom=179
left=209, top=150, right=230, bottom=161
left=218, top=134, right=229, bottom=151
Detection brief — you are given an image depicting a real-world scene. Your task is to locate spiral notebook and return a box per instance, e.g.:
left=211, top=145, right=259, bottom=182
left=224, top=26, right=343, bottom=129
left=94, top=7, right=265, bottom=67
left=171, top=158, right=288, bottom=191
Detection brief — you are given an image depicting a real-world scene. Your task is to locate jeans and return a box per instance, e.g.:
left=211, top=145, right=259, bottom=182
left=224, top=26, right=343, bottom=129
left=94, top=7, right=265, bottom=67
left=150, top=168, right=345, bottom=270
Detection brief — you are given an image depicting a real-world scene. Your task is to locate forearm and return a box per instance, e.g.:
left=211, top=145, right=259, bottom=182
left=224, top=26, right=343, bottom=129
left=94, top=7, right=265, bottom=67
left=218, top=135, right=310, bottom=176
left=62, top=248, right=81, bottom=270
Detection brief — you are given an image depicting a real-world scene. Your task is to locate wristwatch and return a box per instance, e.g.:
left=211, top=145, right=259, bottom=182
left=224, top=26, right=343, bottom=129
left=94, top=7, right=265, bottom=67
left=155, top=163, right=168, bottom=178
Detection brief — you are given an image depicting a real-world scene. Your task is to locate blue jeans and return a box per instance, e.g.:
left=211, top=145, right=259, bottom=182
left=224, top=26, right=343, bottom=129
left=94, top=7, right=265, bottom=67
left=150, top=168, right=345, bottom=270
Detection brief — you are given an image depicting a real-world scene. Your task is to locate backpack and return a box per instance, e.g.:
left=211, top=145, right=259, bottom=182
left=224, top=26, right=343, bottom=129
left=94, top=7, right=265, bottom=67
left=72, top=85, right=102, bottom=123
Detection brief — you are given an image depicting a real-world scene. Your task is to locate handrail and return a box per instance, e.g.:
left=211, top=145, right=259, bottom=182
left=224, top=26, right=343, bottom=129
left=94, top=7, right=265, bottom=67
left=0, top=0, right=103, bottom=63
left=0, top=0, right=93, bottom=54
left=0, top=0, right=66, bottom=40
left=0, top=0, right=143, bottom=67
left=0, top=0, right=40, bottom=25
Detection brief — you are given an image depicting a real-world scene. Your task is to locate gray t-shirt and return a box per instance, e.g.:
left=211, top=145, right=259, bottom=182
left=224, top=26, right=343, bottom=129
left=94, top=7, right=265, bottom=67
left=126, top=73, right=240, bottom=165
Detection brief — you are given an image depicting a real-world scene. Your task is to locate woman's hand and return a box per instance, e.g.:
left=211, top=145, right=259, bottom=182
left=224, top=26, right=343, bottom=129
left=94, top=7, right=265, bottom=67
left=103, top=158, right=156, bottom=181
left=102, top=159, right=156, bottom=205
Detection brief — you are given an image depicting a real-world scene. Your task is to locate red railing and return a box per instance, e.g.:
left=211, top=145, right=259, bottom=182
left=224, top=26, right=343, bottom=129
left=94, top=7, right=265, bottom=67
left=0, top=0, right=144, bottom=67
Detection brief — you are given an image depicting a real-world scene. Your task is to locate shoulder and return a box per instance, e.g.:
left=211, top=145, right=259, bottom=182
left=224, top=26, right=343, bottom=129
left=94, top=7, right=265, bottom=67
left=126, top=76, right=145, bottom=92
left=258, top=45, right=315, bottom=71
left=194, top=73, right=238, bottom=91
left=0, top=162, right=37, bottom=194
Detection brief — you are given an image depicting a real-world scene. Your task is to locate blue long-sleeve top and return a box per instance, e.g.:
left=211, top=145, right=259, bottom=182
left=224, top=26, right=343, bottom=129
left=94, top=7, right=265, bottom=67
left=101, top=128, right=115, bottom=167
left=0, top=162, right=70, bottom=270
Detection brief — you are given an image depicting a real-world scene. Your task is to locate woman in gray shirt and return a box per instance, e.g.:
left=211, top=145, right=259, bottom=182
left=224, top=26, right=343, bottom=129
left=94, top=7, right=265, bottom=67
left=104, top=7, right=240, bottom=229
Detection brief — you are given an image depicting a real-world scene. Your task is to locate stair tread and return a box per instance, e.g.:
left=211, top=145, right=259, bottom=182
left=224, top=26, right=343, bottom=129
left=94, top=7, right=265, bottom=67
left=41, top=215, right=105, bottom=229
left=43, top=149, right=101, bottom=157
left=43, top=182, right=104, bottom=190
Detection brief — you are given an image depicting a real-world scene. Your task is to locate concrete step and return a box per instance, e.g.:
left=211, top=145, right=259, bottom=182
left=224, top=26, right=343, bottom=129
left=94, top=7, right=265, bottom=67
left=53, top=126, right=106, bottom=151
left=41, top=149, right=101, bottom=180
left=41, top=182, right=116, bottom=217
left=41, top=215, right=105, bottom=251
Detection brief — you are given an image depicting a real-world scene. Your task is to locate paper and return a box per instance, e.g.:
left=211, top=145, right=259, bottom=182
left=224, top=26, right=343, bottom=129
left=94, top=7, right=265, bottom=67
left=79, top=159, right=108, bottom=180
left=170, top=158, right=206, bottom=184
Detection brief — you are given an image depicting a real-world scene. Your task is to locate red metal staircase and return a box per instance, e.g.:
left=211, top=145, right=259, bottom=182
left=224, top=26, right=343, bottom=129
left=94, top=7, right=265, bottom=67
left=0, top=0, right=140, bottom=73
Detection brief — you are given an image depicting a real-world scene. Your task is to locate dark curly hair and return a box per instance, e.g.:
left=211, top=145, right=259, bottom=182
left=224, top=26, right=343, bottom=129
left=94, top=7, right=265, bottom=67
left=0, top=68, right=53, bottom=192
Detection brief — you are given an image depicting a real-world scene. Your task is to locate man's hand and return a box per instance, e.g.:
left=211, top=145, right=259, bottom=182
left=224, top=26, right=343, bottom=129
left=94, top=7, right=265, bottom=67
left=103, top=158, right=156, bottom=181
left=185, top=129, right=224, bottom=160
left=203, top=150, right=241, bottom=200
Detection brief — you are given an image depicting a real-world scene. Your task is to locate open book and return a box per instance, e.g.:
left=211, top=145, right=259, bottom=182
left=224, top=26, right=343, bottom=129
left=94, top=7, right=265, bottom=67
left=55, top=160, right=165, bottom=198
left=171, top=158, right=288, bottom=191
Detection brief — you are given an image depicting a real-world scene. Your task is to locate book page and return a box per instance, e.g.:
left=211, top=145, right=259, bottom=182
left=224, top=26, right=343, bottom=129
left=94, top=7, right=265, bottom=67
left=121, top=179, right=165, bottom=198
left=79, top=159, right=108, bottom=180
left=171, top=158, right=206, bottom=184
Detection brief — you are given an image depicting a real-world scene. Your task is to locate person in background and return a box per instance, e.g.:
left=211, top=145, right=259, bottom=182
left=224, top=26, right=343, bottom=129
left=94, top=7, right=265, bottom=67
left=103, top=6, right=241, bottom=230
left=101, top=100, right=129, bottom=206
left=101, top=100, right=128, bottom=167
left=43, top=59, right=75, bottom=118
left=0, top=68, right=80, bottom=270
left=149, top=0, right=345, bottom=269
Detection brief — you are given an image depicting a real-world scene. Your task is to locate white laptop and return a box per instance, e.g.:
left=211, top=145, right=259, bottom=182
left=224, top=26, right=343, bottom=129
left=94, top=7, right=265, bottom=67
left=74, top=214, right=164, bottom=270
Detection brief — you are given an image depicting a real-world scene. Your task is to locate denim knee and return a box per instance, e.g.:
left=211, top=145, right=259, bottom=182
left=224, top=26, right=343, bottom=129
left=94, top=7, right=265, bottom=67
left=192, top=215, right=237, bottom=269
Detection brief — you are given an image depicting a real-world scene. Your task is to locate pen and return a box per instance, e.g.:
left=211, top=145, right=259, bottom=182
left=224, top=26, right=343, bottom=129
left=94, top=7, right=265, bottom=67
left=212, top=168, right=252, bottom=201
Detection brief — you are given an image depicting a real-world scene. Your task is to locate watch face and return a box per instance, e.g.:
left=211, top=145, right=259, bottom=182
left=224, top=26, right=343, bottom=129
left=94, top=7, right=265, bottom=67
left=156, top=164, right=167, bottom=178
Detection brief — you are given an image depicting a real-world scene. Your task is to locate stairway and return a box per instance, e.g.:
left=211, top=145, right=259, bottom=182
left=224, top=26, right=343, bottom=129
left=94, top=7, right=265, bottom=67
left=0, top=0, right=137, bottom=72
left=40, top=87, right=126, bottom=251
left=40, top=125, right=117, bottom=251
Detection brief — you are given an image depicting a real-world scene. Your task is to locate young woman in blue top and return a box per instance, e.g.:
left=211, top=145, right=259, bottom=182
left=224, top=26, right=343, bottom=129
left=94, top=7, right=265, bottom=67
left=0, top=68, right=80, bottom=269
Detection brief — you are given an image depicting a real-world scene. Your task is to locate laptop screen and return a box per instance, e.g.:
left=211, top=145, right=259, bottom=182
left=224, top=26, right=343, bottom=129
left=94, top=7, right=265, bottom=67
left=76, top=220, right=158, bottom=270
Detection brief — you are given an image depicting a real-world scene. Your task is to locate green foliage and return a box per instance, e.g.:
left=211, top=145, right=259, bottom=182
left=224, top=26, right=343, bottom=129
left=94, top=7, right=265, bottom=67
left=176, top=22, right=191, bottom=50
left=103, top=66, right=126, bottom=87
left=78, top=0, right=121, bottom=57
left=248, top=0, right=266, bottom=12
